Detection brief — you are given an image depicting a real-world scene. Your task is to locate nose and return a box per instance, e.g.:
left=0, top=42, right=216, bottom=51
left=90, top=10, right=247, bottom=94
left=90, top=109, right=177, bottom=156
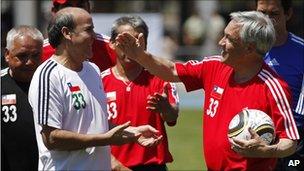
left=218, top=36, right=225, bottom=47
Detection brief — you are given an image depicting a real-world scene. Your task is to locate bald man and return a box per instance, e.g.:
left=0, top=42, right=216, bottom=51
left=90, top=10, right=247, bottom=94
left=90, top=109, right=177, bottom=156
left=28, top=7, right=162, bottom=170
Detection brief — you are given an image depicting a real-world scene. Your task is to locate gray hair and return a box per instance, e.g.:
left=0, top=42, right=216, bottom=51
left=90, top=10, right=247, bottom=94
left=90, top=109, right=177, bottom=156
left=230, top=11, right=275, bottom=55
left=6, top=25, right=43, bottom=50
left=110, top=15, right=149, bottom=47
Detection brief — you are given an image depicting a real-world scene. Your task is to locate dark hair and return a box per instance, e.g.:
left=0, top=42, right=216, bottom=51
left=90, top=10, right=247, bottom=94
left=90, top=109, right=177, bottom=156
left=110, top=15, right=149, bottom=47
left=255, top=0, right=292, bottom=14
left=47, top=13, right=75, bottom=48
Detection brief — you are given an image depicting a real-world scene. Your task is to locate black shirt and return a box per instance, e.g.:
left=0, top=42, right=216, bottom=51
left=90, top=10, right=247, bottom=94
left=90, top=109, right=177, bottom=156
left=1, top=68, right=38, bottom=171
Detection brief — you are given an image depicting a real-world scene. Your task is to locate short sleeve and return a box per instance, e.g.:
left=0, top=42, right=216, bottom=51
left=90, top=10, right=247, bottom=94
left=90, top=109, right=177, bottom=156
left=29, top=61, right=64, bottom=129
left=266, top=77, right=299, bottom=140
left=175, top=60, right=204, bottom=92
left=46, top=75, right=64, bottom=129
left=166, top=82, right=179, bottom=107
left=166, top=82, right=179, bottom=126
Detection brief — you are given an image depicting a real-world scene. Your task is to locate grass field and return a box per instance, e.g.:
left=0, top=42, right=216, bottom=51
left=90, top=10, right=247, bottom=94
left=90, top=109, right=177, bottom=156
left=166, top=108, right=207, bottom=171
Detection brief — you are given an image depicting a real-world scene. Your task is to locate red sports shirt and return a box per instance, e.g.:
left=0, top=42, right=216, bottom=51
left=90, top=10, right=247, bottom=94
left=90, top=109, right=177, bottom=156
left=42, top=33, right=116, bottom=72
left=175, top=56, right=299, bottom=171
left=101, top=68, right=179, bottom=167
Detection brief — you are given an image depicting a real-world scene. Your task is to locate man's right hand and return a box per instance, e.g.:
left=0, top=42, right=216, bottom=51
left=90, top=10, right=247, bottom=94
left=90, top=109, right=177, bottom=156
left=107, top=121, right=163, bottom=146
left=114, top=32, right=146, bottom=61
left=106, top=121, right=141, bottom=145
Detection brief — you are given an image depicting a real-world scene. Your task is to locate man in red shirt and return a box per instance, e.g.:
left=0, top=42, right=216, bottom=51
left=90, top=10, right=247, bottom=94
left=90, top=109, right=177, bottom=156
left=114, top=11, right=299, bottom=170
left=42, top=0, right=116, bottom=72
left=102, top=16, right=179, bottom=171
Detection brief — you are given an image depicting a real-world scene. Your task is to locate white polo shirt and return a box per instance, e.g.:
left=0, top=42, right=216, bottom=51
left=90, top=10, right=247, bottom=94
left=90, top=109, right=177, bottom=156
left=29, top=58, right=110, bottom=170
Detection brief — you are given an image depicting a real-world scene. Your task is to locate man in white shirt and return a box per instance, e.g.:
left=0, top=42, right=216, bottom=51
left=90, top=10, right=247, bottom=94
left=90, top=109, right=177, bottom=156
left=28, top=7, right=162, bottom=171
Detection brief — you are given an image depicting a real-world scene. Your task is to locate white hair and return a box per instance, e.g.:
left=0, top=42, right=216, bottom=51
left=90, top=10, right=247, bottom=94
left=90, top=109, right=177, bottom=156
left=6, top=25, right=44, bottom=50
left=230, top=11, right=276, bottom=55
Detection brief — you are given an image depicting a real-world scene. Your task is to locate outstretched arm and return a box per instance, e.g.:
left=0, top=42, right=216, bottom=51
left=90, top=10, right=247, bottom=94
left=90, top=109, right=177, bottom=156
left=41, top=121, right=136, bottom=151
left=115, top=32, right=180, bottom=82
left=41, top=121, right=162, bottom=151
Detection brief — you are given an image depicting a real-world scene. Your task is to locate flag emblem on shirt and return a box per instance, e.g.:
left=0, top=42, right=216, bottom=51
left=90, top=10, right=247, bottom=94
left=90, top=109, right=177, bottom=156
left=106, top=91, right=116, bottom=102
left=67, top=82, right=80, bottom=92
left=211, top=85, right=224, bottom=99
left=2, top=94, right=16, bottom=105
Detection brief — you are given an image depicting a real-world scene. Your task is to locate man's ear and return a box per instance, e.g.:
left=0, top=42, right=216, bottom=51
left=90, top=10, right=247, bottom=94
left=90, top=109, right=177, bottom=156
left=62, top=27, right=72, bottom=40
left=4, top=48, right=10, bottom=63
left=285, top=8, right=293, bottom=22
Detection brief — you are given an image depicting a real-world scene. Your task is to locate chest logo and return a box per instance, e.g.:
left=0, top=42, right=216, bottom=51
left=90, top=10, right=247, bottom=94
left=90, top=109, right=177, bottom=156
left=106, top=91, right=116, bottom=102
left=267, top=58, right=279, bottom=66
left=210, top=85, right=224, bottom=100
left=2, top=94, right=16, bottom=105
left=67, top=83, right=86, bottom=110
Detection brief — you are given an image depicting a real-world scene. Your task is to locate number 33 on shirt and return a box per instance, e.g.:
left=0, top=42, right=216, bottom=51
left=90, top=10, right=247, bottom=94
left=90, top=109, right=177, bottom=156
left=206, top=86, right=224, bottom=117
left=2, top=94, right=17, bottom=122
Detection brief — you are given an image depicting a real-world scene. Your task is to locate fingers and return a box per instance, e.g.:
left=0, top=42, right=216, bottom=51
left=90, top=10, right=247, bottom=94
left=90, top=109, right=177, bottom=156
left=138, top=135, right=163, bottom=147
left=146, top=94, right=162, bottom=112
left=116, top=32, right=136, bottom=49
left=120, top=121, right=131, bottom=130
left=147, top=94, right=159, bottom=103
left=231, top=134, right=265, bottom=156
left=146, top=93, right=165, bottom=104
left=144, top=125, right=159, bottom=134
left=123, top=32, right=136, bottom=44
left=135, top=125, right=162, bottom=147
left=248, top=127, right=259, bottom=139
left=163, top=82, right=170, bottom=96
left=110, top=121, right=129, bottom=133
left=115, top=34, right=130, bottom=52
left=232, top=137, right=256, bottom=149
left=111, top=121, right=131, bottom=137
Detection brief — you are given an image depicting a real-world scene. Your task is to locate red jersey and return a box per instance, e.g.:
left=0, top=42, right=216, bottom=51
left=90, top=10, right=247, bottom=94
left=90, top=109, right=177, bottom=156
left=101, top=68, right=179, bottom=167
left=175, top=56, right=299, bottom=171
left=42, top=33, right=116, bottom=72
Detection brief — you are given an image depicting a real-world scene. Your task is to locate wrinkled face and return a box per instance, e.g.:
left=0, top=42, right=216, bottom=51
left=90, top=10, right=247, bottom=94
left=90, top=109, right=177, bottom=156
left=5, top=35, right=42, bottom=82
left=111, top=24, right=145, bottom=65
left=218, top=20, right=248, bottom=66
left=256, top=0, right=289, bottom=36
left=70, top=12, right=95, bottom=61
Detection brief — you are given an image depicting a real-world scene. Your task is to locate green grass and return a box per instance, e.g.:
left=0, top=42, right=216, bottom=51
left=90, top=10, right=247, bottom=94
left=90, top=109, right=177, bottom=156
left=166, top=108, right=207, bottom=171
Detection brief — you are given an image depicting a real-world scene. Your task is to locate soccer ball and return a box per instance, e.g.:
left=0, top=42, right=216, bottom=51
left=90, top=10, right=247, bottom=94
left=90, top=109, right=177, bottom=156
left=228, top=108, right=275, bottom=145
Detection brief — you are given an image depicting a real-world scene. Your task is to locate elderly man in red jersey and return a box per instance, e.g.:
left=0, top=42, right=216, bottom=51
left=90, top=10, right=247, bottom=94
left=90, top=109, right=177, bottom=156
left=114, top=11, right=299, bottom=171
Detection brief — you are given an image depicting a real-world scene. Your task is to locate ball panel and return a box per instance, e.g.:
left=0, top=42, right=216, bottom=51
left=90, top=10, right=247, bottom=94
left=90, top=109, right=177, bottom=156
left=228, top=109, right=275, bottom=145
left=228, top=110, right=247, bottom=138
left=255, top=124, right=275, bottom=144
